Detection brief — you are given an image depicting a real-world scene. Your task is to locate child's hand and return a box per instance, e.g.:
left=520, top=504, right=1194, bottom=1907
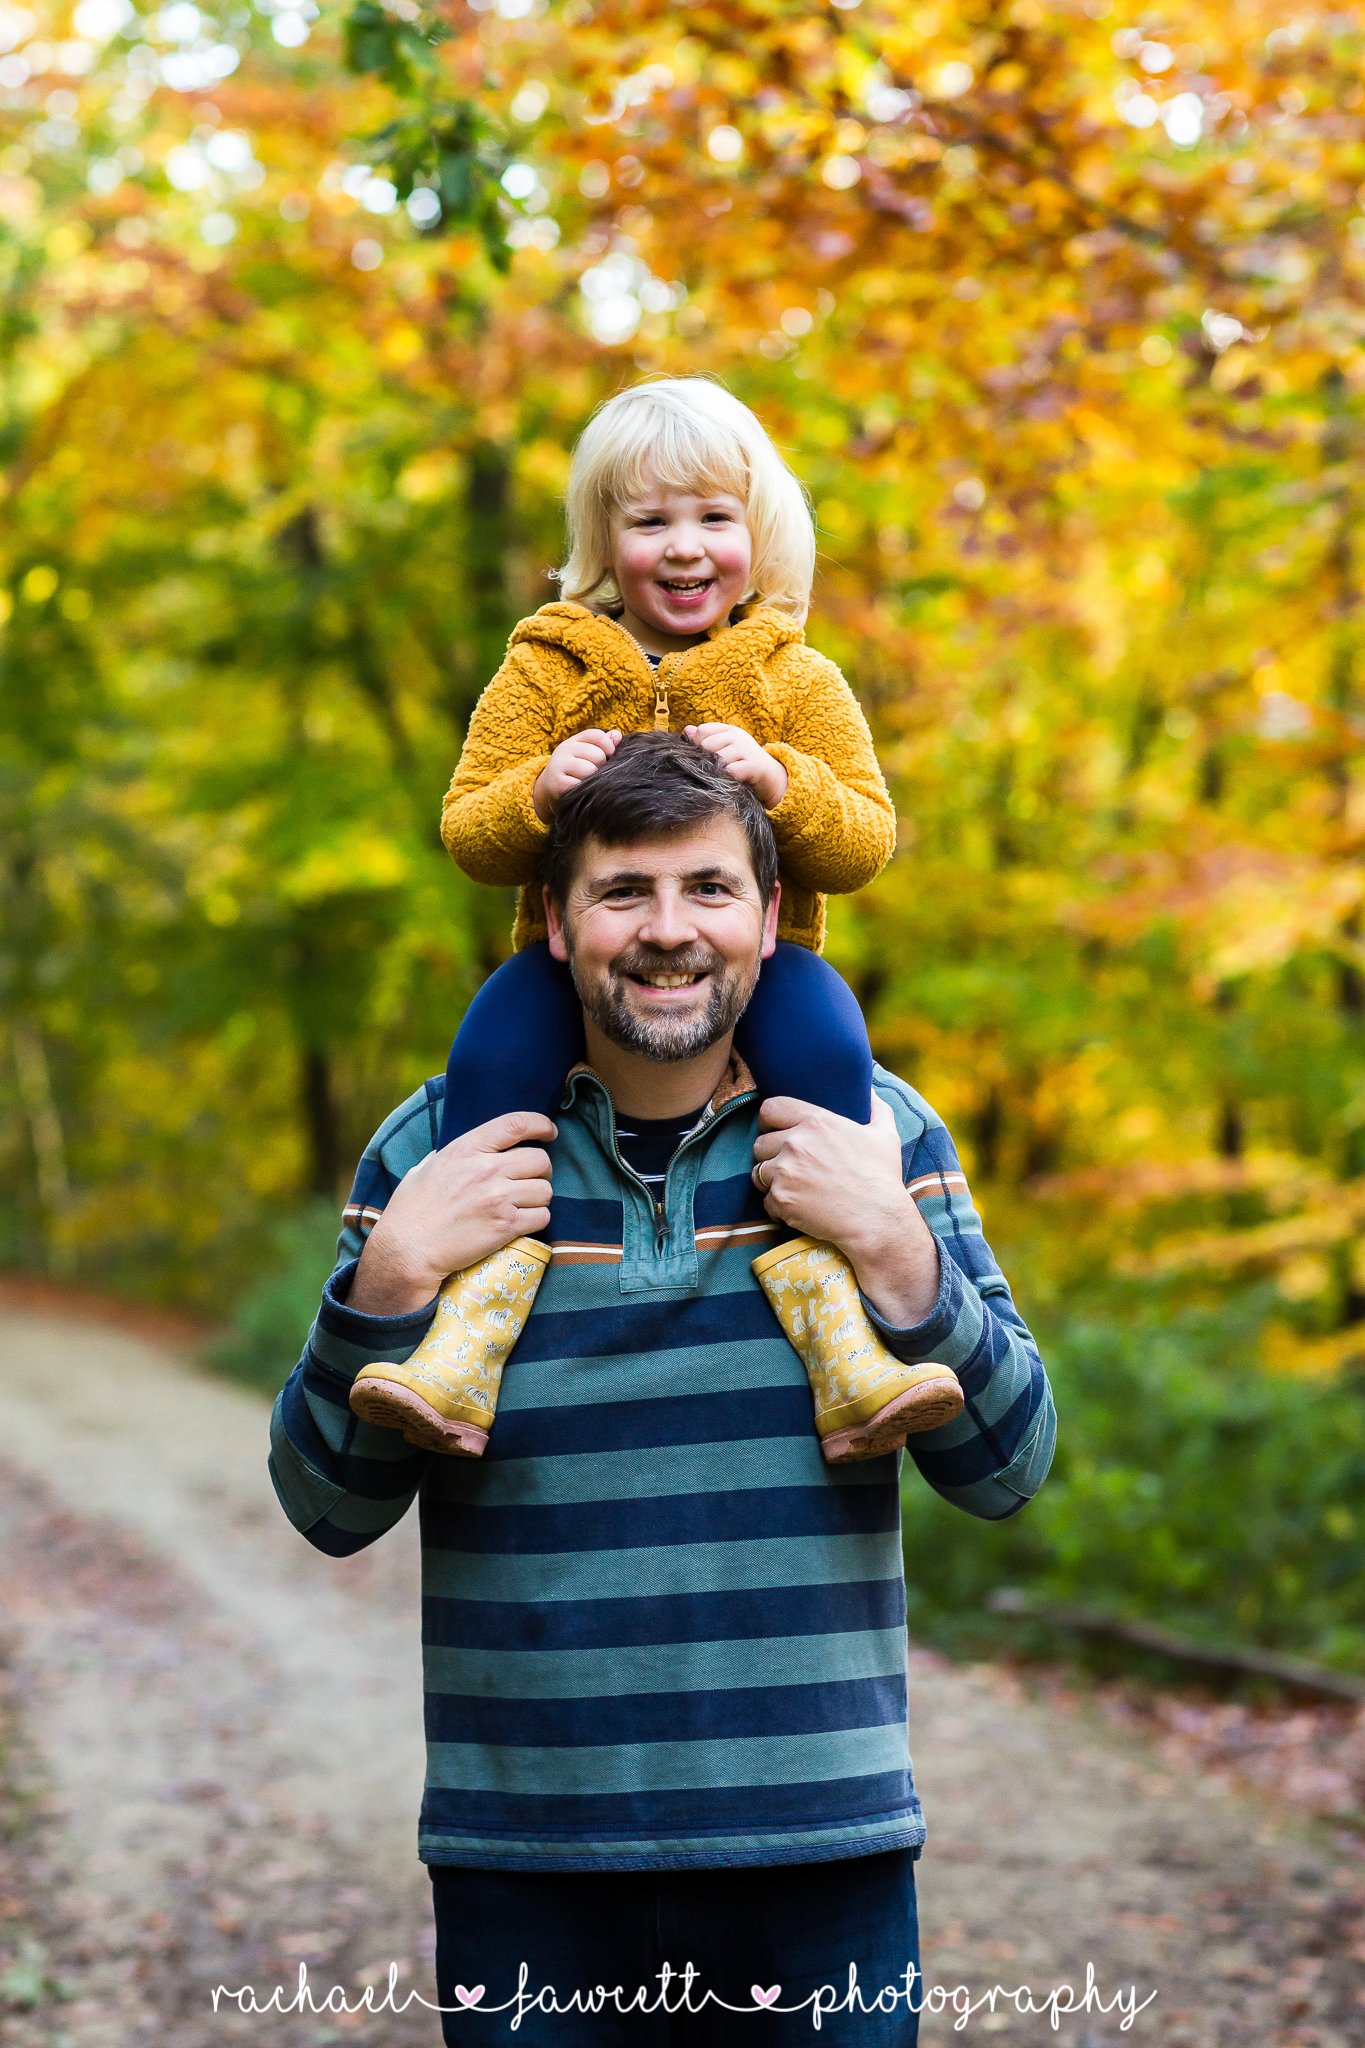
left=683, top=723, right=789, bottom=809
left=533, top=728, right=623, bottom=823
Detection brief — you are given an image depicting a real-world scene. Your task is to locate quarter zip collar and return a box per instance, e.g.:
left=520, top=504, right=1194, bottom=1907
left=562, top=1048, right=757, bottom=1124
left=560, top=1053, right=759, bottom=1283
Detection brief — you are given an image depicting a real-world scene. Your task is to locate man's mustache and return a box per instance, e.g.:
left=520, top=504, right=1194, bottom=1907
left=609, top=949, right=722, bottom=980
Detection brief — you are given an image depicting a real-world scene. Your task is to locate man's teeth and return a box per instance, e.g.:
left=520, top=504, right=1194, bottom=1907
left=637, top=973, right=702, bottom=987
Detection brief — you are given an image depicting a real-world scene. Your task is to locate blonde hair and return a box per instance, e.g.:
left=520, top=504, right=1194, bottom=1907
left=555, top=376, right=816, bottom=623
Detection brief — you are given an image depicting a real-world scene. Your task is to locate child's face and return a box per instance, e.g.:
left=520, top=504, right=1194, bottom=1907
left=606, top=483, right=752, bottom=650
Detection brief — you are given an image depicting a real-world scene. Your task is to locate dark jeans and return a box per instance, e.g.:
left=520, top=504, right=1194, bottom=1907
left=437, top=939, right=875, bottom=1150
left=429, top=1849, right=920, bottom=2045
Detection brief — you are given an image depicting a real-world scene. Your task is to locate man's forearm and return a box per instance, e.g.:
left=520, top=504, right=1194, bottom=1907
left=841, top=1194, right=942, bottom=1329
left=347, top=1228, right=442, bottom=1317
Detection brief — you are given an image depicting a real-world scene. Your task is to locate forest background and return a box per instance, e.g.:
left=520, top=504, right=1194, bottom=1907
left=2, top=0, right=1363, bottom=1680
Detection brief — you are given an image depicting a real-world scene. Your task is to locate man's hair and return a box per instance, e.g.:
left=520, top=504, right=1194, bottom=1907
left=543, top=730, right=779, bottom=908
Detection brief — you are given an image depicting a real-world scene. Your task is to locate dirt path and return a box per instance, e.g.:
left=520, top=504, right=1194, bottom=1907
left=0, top=1303, right=1359, bottom=2046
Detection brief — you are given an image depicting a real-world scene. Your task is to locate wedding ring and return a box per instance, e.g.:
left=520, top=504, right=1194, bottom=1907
left=754, top=1161, right=771, bottom=1193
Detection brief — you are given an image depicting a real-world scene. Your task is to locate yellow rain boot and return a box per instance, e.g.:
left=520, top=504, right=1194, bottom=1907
left=349, top=1237, right=551, bottom=1456
left=751, top=1236, right=964, bottom=1464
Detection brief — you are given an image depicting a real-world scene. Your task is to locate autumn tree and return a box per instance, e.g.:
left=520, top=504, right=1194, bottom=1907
left=1, top=0, right=1363, bottom=1380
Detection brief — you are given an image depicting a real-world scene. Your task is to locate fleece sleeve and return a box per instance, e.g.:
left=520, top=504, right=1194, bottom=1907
left=862, top=1068, right=1058, bottom=1522
left=763, top=646, right=898, bottom=894
left=267, top=1082, right=443, bottom=1557
left=439, top=646, right=556, bottom=886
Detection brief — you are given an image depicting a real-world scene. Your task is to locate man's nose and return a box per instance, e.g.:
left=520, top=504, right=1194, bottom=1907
left=636, top=889, right=698, bottom=948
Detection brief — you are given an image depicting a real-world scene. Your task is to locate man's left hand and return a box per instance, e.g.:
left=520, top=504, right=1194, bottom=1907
left=751, top=1096, right=941, bottom=1328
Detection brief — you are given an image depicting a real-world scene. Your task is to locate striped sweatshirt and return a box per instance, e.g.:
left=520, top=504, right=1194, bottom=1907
left=268, top=1060, right=1056, bottom=1873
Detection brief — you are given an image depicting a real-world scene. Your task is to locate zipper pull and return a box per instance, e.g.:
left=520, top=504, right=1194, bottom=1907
left=652, top=677, right=669, bottom=729
left=654, top=1201, right=669, bottom=1250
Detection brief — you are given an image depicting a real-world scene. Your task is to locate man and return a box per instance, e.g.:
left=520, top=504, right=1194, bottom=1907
left=269, top=732, right=1057, bottom=2044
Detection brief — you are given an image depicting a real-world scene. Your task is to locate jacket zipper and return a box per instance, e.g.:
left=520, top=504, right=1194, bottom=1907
left=602, top=1123, right=669, bottom=1250
left=602, top=1088, right=758, bottom=1257
left=603, top=612, right=676, bottom=729
left=656, top=1093, right=755, bottom=1251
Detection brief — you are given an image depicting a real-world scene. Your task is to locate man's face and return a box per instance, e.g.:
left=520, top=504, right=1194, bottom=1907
left=544, top=815, right=779, bottom=1064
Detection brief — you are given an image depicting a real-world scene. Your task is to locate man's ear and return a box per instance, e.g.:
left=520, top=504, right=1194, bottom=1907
left=545, top=885, right=570, bottom=963
left=759, top=880, right=781, bottom=962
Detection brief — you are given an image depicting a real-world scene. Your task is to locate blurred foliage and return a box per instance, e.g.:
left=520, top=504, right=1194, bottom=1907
left=343, top=1, right=513, bottom=266
left=206, top=1196, right=342, bottom=1392
left=902, top=1281, right=1365, bottom=1677
left=1, top=0, right=1364, bottom=1660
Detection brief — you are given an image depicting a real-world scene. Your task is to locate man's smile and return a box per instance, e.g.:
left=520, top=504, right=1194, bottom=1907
left=620, top=969, right=715, bottom=1009
left=614, top=950, right=719, bottom=1003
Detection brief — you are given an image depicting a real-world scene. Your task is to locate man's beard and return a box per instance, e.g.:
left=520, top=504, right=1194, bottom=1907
left=564, top=940, right=760, bottom=1064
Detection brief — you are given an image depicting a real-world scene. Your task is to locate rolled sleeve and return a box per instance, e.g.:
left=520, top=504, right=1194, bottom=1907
left=869, top=1067, right=1057, bottom=1521
left=860, top=1247, right=986, bottom=1375
left=309, top=1258, right=440, bottom=1385
left=992, top=1404, right=1057, bottom=1505
left=268, top=1085, right=444, bottom=1555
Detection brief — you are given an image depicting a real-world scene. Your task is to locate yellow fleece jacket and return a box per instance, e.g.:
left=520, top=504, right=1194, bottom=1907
left=440, top=601, right=896, bottom=953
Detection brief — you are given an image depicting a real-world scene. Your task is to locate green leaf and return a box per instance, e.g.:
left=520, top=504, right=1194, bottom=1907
left=342, top=0, right=445, bottom=91
left=356, top=101, right=513, bottom=266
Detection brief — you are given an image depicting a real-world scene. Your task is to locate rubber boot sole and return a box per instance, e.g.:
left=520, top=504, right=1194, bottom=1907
left=819, top=1371, right=965, bottom=1465
left=347, top=1376, right=490, bottom=1456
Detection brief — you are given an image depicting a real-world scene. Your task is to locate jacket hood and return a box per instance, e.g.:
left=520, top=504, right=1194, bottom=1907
left=507, top=600, right=804, bottom=692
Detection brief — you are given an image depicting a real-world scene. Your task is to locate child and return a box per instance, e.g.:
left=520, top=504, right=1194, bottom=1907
left=349, top=377, right=963, bottom=1463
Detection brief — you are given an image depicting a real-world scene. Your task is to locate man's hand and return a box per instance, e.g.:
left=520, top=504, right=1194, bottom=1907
left=751, top=1096, right=940, bottom=1327
left=533, top=729, right=623, bottom=823
left=348, top=1113, right=557, bottom=1317
left=683, top=723, right=789, bottom=810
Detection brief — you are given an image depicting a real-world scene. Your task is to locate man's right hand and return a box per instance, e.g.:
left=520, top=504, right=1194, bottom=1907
left=347, top=1113, right=557, bottom=1316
